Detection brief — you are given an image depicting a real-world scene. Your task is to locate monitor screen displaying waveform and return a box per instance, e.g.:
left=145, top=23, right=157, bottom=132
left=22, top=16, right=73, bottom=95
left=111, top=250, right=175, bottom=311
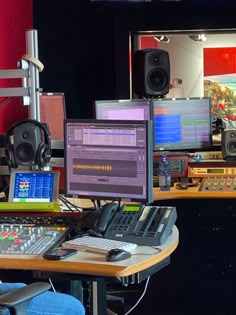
left=9, top=170, right=60, bottom=202
left=64, top=119, right=153, bottom=203
left=152, top=97, right=212, bottom=151
left=94, top=99, right=151, bottom=120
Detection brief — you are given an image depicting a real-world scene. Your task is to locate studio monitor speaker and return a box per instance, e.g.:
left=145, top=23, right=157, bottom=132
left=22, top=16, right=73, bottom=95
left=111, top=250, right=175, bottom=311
left=132, top=48, right=170, bottom=98
left=5, top=119, right=52, bottom=169
left=222, top=129, right=236, bottom=160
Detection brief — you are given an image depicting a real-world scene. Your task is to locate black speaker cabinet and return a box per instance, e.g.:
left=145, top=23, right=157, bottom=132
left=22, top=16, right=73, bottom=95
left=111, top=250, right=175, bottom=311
left=222, top=129, right=236, bottom=160
left=132, top=48, right=170, bottom=98
left=13, top=123, right=42, bottom=166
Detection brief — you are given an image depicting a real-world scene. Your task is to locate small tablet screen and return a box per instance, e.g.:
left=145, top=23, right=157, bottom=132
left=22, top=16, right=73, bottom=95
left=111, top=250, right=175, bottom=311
left=8, top=170, right=60, bottom=202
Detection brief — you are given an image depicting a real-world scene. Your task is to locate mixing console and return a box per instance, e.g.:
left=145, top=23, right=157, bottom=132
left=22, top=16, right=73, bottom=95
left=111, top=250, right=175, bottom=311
left=199, top=177, right=236, bottom=192
left=0, top=212, right=82, bottom=226
left=0, top=224, right=70, bottom=255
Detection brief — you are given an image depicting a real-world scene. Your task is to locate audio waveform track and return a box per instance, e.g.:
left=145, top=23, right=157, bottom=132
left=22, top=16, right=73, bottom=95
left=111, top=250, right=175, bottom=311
left=72, top=159, right=137, bottom=177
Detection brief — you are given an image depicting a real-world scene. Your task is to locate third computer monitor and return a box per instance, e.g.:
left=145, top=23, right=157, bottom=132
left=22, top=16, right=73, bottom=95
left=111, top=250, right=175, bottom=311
left=152, top=97, right=212, bottom=151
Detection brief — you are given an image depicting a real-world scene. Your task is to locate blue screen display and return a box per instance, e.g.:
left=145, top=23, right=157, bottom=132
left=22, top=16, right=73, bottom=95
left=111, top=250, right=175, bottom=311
left=152, top=97, right=212, bottom=151
left=13, top=172, right=55, bottom=202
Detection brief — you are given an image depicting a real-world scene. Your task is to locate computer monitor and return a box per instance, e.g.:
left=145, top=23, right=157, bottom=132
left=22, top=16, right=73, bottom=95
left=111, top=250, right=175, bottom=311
left=152, top=97, right=212, bottom=151
left=64, top=119, right=153, bottom=203
left=39, top=92, right=66, bottom=140
left=94, top=99, right=151, bottom=120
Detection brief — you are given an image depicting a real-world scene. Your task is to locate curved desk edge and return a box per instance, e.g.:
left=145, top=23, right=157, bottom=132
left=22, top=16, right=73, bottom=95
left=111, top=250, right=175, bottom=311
left=0, top=227, right=179, bottom=278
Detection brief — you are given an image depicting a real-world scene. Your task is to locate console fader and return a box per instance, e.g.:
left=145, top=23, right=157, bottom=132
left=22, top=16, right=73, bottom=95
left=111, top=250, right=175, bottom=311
left=0, top=224, right=70, bottom=255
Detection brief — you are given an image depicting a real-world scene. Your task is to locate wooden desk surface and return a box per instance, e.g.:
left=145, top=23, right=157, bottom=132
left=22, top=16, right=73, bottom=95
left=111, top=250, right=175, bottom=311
left=153, top=185, right=236, bottom=200
left=0, top=227, right=178, bottom=278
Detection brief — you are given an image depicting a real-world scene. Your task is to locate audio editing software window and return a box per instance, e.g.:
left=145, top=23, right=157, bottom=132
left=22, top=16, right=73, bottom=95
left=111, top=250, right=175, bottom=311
left=94, top=99, right=152, bottom=120
left=64, top=119, right=153, bottom=203
left=152, top=97, right=212, bottom=151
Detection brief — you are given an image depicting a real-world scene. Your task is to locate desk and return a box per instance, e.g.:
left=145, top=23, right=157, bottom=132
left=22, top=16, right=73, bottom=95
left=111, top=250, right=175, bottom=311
left=153, top=185, right=236, bottom=200
left=0, top=226, right=178, bottom=315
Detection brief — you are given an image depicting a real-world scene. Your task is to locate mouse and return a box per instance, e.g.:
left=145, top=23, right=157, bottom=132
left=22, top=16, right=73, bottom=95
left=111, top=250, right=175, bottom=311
left=106, top=248, right=132, bottom=262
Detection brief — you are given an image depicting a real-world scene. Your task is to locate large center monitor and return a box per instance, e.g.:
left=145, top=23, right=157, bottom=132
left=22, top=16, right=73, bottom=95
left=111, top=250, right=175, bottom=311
left=64, top=119, right=153, bottom=203
left=94, top=99, right=151, bottom=120
left=152, top=97, right=212, bottom=151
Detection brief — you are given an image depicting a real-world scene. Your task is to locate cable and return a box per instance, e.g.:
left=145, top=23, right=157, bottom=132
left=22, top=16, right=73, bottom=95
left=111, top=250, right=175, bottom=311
left=124, top=276, right=150, bottom=315
left=132, top=248, right=162, bottom=256
left=59, top=194, right=98, bottom=212
left=48, top=278, right=56, bottom=292
left=58, top=195, right=79, bottom=212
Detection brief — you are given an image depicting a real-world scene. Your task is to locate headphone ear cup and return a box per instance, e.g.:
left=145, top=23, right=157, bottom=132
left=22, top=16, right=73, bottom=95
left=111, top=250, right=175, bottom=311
left=6, top=144, right=17, bottom=169
left=37, top=143, right=47, bottom=168
left=43, top=145, right=51, bottom=165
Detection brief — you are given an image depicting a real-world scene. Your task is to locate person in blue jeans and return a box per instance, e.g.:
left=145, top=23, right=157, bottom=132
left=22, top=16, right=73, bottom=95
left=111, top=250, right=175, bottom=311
left=0, top=282, right=85, bottom=315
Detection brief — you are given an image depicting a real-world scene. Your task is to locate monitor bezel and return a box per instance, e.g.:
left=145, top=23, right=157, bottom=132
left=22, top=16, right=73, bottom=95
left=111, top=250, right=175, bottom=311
left=64, top=119, right=153, bottom=203
left=152, top=96, right=213, bottom=152
left=94, top=98, right=152, bottom=120
left=8, top=170, right=60, bottom=202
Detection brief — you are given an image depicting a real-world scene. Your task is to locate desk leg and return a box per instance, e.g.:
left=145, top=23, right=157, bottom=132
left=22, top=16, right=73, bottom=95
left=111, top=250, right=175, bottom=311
left=89, top=280, right=107, bottom=315
left=68, top=280, right=84, bottom=303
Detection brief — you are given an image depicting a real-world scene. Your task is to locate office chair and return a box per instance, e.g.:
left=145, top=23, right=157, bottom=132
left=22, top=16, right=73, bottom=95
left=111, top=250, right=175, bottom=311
left=0, top=282, right=51, bottom=315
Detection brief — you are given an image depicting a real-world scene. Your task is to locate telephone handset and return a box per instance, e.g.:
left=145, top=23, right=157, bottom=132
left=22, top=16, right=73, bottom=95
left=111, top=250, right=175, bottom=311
left=81, top=202, right=119, bottom=234
left=93, top=203, right=119, bottom=233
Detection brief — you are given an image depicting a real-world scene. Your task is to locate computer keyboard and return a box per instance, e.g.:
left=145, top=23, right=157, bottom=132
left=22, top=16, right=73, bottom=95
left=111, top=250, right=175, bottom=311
left=62, top=236, right=137, bottom=254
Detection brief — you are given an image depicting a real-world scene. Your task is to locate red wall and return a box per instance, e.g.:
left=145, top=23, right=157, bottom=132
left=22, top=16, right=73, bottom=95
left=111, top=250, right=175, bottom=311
left=204, top=47, right=236, bottom=77
left=0, top=0, right=33, bottom=133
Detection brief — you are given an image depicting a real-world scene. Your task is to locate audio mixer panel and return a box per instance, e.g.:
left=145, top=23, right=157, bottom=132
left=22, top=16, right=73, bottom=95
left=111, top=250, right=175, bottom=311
left=0, top=224, right=70, bottom=255
left=0, top=212, right=82, bottom=226
left=188, top=161, right=236, bottom=177
left=199, top=177, right=236, bottom=192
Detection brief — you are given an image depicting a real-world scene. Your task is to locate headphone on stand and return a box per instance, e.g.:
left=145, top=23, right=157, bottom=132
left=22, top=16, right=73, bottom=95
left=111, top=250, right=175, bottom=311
left=5, top=119, right=52, bottom=169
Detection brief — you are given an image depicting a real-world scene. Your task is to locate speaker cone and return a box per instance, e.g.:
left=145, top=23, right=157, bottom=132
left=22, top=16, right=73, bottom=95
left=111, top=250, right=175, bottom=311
left=15, top=143, right=35, bottom=162
left=228, top=140, right=236, bottom=153
left=147, top=68, right=169, bottom=92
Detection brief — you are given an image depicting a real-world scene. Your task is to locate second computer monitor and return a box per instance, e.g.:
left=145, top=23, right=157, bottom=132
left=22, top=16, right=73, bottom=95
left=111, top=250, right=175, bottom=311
left=94, top=99, right=151, bottom=120
left=64, top=119, right=153, bottom=203
left=152, top=97, right=212, bottom=151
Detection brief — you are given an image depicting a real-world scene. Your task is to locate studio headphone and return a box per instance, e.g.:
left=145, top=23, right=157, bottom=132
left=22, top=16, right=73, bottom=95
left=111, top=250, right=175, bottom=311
left=5, top=119, right=52, bottom=169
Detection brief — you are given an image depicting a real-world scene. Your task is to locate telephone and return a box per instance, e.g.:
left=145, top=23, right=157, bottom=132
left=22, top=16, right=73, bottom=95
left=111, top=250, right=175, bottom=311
left=81, top=202, right=119, bottom=234
left=81, top=203, right=177, bottom=246
left=104, top=204, right=177, bottom=246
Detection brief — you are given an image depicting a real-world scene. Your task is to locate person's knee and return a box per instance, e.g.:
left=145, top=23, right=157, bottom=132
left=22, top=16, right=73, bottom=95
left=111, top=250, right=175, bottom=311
left=53, top=293, right=85, bottom=315
left=28, top=291, right=85, bottom=315
left=0, top=283, right=26, bottom=294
